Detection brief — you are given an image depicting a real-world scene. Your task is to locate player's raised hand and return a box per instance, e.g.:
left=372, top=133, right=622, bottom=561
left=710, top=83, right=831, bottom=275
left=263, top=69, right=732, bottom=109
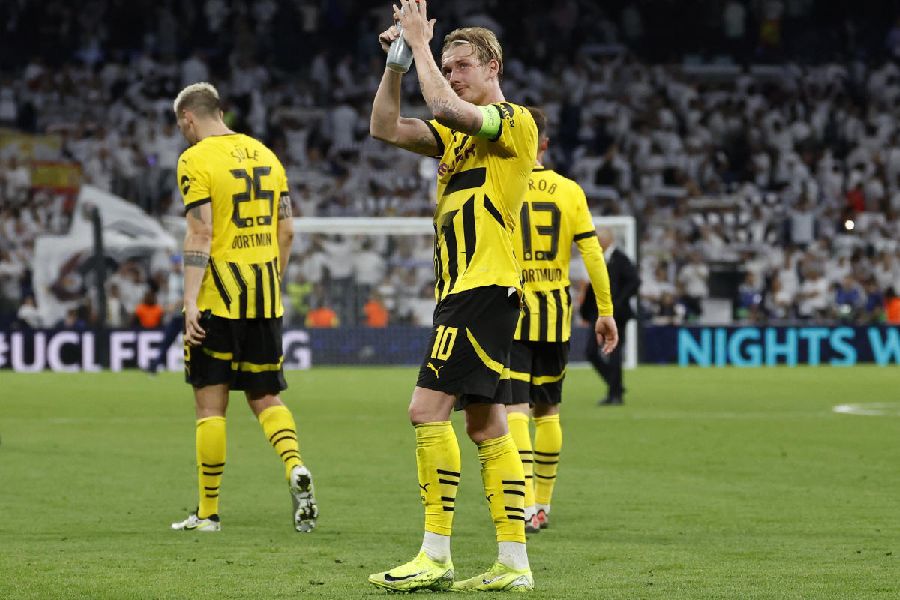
left=397, top=0, right=435, bottom=50
left=595, top=315, right=619, bottom=355
left=378, top=17, right=401, bottom=54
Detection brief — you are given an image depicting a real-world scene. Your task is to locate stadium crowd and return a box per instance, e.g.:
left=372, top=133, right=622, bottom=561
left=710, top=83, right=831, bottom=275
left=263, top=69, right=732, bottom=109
left=1, top=0, right=900, bottom=330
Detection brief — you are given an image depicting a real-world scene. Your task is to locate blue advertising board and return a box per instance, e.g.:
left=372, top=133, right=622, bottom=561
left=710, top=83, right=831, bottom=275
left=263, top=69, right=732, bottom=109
left=642, top=325, right=900, bottom=366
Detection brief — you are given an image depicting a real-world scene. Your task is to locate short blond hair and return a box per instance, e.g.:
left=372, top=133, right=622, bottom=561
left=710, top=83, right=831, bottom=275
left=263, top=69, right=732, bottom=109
left=173, top=82, right=221, bottom=117
left=441, top=27, right=503, bottom=76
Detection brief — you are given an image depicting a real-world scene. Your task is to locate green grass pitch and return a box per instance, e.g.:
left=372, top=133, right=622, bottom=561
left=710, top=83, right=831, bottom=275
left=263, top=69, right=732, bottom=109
left=1, top=365, right=898, bottom=599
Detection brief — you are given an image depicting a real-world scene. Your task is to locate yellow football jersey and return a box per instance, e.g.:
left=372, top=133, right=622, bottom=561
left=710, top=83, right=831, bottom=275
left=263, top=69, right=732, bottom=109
left=424, top=102, right=537, bottom=302
left=514, top=167, right=613, bottom=342
left=177, top=133, right=288, bottom=319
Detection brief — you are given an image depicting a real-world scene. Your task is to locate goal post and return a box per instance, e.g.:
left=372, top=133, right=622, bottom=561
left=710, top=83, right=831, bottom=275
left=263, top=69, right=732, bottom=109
left=293, top=216, right=638, bottom=368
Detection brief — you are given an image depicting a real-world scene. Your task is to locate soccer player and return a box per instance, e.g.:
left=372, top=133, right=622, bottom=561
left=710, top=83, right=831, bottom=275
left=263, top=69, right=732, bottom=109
left=168, top=83, right=318, bottom=533
left=367, top=0, right=539, bottom=592
left=504, top=107, right=618, bottom=534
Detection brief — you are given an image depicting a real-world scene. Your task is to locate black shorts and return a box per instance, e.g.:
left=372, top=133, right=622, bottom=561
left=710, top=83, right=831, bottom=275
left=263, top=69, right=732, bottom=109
left=184, top=314, right=287, bottom=393
left=503, top=339, right=569, bottom=406
left=416, top=285, right=521, bottom=407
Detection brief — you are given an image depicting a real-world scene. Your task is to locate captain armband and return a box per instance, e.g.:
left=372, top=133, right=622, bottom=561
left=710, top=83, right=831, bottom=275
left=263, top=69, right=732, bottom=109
left=475, top=105, right=501, bottom=139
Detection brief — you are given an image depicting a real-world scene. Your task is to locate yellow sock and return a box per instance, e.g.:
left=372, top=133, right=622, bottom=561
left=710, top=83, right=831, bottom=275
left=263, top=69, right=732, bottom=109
left=478, top=433, right=526, bottom=543
left=533, top=414, right=562, bottom=506
left=196, top=416, right=226, bottom=519
left=258, top=405, right=303, bottom=480
left=506, top=412, right=535, bottom=511
left=415, top=421, right=461, bottom=536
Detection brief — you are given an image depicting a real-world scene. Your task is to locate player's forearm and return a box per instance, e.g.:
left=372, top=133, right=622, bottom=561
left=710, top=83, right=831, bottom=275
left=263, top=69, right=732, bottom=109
left=370, top=68, right=404, bottom=141
left=578, top=237, right=614, bottom=317
left=182, top=231, right=211, bottom=309
left=410, top=44, right=481, bottom=134
left=277, top=225, right=293, bottom=276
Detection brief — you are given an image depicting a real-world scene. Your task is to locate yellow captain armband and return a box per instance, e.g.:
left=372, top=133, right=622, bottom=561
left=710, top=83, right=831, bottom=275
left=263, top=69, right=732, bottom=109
left=476, top=105, right=501, bottom=139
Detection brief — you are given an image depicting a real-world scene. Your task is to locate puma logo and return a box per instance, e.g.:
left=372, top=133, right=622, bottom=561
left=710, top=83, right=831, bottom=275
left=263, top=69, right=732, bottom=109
left=419, top=483, right=430, bottom=492
left=485, top=493, right=494, bottom=502
left=427, top=362, right=444, bottom=378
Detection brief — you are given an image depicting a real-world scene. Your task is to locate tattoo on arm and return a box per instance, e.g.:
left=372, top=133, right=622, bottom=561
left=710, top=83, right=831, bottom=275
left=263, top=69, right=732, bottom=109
left=278, top=194, right=293, bottom=219
left=186, top=205, right=206, bottom=225
left=404, top=131, right=440, bottom=156
left=429, top=97, right=480, bottom=133
left=183, top=251, right=210, bottom=268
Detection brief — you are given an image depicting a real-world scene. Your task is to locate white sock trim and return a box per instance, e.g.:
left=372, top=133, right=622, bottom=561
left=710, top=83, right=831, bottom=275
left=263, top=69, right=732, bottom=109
left=421, top=531, right=451, bottom=563
left=535, top=503, right=551, bottom=515
left=498, top=541, right=529, bottom=571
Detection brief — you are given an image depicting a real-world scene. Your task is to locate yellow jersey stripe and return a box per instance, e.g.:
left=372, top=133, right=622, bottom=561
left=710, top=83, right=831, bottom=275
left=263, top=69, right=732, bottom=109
left=202, top=347, right=233, bottom=360
left=250, top=263, right=261, bottom=318
left=201, top=347, right=283, bottom=372
left=508, top=369, right=531, bottom=383
left=532, top=368, right=566, bottom=386
left=465, top=327, right=504, bottom=375
left=266, top=261, right=277, bottom=317
left=208, top=259, right=232, bottom=311
left=227, top=262, right=248, bottom=318
left=234, top=356, right=284, bottom=373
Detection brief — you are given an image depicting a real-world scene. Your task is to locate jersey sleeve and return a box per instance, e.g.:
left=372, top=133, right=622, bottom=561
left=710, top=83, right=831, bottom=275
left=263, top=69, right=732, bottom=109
left=572, top=183, right=613, bottom=317
left=423, top=119, right=452, bottom=159
left=487, top=103, right=537, bottom=159
left=277, top=161, right=290, bottom=200
left=177, top=151, right=211, bottom=213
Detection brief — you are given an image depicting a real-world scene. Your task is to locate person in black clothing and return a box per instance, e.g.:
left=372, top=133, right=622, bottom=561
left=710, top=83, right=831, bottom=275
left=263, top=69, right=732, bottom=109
left=580, top=228, right=640, bottom=405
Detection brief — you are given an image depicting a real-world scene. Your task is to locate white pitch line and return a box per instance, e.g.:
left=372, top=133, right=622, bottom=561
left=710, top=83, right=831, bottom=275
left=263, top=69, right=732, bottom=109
left=833, top=403, right=900, bottom=417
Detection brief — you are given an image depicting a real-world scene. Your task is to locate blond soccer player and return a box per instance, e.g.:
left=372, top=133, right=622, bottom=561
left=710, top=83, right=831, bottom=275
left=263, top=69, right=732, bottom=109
left=169, top=83, right=318, bottom=534
left=367, top=0, right=543, bottom=592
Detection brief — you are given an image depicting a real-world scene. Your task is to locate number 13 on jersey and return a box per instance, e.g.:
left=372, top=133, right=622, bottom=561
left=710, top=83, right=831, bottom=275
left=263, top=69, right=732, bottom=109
left=520, top=201, right=561, bottom=261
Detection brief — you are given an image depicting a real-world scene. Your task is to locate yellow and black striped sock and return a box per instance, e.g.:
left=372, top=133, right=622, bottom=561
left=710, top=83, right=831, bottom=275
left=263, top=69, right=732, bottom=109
left=415, top=421, right=461, bottom=536
left=196, top=416, right=226, bottom=519
left=506, top=412, right=536, bottom=512
left=478, top=433, right=526, bottom=543
left=258, top=405, right=303, bottom=480
left=533, top=414, right=562, bottom=506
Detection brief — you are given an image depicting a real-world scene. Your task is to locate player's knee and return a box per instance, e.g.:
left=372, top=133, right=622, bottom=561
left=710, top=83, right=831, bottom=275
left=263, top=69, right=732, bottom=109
left=465, top=422, right=496, bottom=444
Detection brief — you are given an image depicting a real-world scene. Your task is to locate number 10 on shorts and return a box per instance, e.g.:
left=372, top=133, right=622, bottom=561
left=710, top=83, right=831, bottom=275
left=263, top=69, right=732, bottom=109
left=431, top=325, right=458, bottom=361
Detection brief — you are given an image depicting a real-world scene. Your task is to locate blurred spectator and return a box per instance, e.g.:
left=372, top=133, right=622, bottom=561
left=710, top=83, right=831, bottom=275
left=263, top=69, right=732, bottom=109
left=832, top=275, right=864, bottom=321
left=796, top=267, right=830, bottom=319
left=285, top=273, right=313, bottom=328
left=363, top=292, right=389, bottom=328
left=862, top=279, right=885, bottom=323
left=678, top=253, right=709, bottom=320
left=885, top=287, right=900, bottom=324
left=764, top=277, right=795, bottom=320
left=640, top=264, right=675, bottom=317
left=105, top=283, right=127, bottom=328
left=4, top=157, right=31, bottom=202
left=736, top=272, right=763, bottom=321
left=55, top=306, right=88, bottom=330
left=653, top=291, right=685, bottom=326
left=305, top=301, right=339, bottom=328
left=16, top=294, right=42, bottom=329
left=133, top=290, right=163, bottom=329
